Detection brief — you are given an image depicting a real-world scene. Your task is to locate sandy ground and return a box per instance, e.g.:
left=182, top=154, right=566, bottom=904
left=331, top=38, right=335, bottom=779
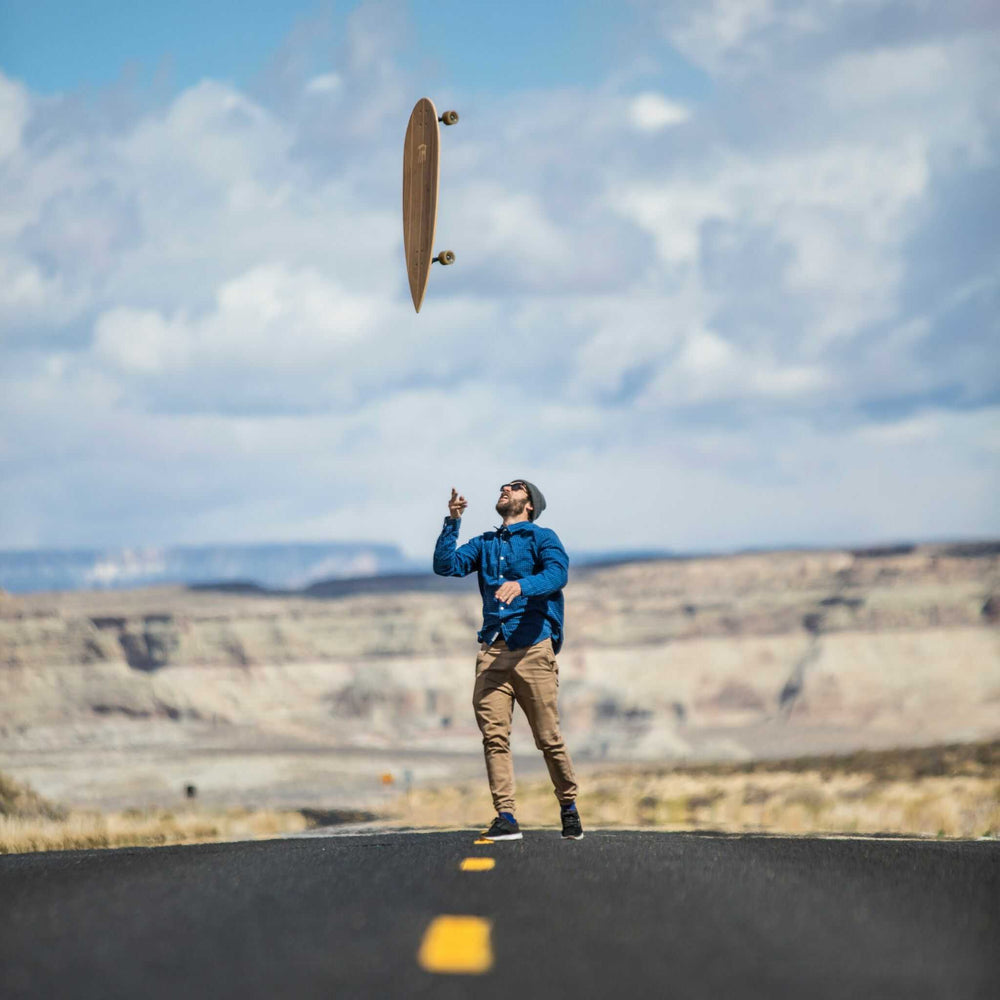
left=0, top=716, right=968, bottom=815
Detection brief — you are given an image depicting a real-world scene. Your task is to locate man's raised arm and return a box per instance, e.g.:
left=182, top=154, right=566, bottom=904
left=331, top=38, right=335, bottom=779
left=433, top=487, right=482, bottom=577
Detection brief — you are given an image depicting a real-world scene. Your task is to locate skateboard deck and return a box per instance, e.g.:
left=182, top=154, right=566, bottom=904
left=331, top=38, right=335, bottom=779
left=402, top=97, right=457, bottom=312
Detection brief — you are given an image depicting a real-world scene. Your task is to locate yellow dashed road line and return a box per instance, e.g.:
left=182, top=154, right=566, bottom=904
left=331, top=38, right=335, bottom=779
left=417, top=915, right=494, bottom=974
left=473, top=838, right=492, bottom=844
left=459, top=857, right=496, bottom=871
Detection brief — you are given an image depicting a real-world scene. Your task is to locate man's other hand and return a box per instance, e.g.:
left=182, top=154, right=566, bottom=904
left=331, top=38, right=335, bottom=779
left=448, top=487, right=468, bottom=519
left=495, top=580, right=522, bottom=604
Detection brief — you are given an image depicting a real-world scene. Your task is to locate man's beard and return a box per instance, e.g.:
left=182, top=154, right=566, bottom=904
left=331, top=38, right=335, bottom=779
left=496, top=495, right=529, bottom=518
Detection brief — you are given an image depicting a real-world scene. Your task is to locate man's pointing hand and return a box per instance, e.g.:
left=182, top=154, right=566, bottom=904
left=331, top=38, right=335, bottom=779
left=448, top=487, right=468, bottom=519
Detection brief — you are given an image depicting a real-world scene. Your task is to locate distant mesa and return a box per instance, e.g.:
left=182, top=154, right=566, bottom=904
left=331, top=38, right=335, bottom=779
left=3, top=539, right=999, bottom=598
left=0, top=542, right=414, bottom=595
left=945, top=541, right=1000, bottom=558
left=189, top=580, right=269, bottom=595
left=301, top=573, right=472, bottom=598
left=850, top=543, right=917, bottom=558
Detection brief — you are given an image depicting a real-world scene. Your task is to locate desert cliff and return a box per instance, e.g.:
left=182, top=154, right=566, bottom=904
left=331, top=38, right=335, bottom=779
left=1, top=542, right=998, bottom=809
left=3, top=541, right=998, bottom=739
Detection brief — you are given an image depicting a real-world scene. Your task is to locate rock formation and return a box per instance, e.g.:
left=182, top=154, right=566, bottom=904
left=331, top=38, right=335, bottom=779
left=1, top=542, right=998, bottom=768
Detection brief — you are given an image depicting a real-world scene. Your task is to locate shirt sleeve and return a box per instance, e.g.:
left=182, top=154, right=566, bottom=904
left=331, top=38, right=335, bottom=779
left=433, top=517, right=483, bottom=577
left=517, top=528, right=569, bottom=597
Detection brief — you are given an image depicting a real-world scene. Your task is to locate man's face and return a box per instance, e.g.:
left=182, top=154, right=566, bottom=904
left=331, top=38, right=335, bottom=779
left=496, top=481, right=531, bottom=519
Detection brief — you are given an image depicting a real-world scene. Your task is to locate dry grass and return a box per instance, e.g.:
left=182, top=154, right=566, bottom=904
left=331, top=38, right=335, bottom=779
left=5, top=742, right=998, bottom=852
left=0, top=806, right=311, bottom=855
left=389, top=741, right=1000, bottom=839
left=671, top=739, right=1000, bottom=780
left=1, top=768, right=384, bottom=855
left=0, top=769, right=66, bottom=821
left=390, top=772, right=1000, bottom=838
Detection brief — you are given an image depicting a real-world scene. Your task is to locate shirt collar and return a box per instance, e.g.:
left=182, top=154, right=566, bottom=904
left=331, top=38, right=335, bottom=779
left=495, top=520, right=534, bottom=535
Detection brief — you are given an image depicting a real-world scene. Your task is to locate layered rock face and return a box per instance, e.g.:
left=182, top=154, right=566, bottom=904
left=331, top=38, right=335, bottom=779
left=1, top=543, right=998, bottom=763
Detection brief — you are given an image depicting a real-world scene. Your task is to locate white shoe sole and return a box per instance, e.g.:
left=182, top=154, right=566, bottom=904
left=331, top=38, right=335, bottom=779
left=562, top=833, right=584, bottom=840
left=482, top=832, right=523, bottom=841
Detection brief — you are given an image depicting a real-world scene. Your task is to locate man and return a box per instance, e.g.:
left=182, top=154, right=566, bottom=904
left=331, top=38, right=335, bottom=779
left=433, top=479, right=583, bottom=842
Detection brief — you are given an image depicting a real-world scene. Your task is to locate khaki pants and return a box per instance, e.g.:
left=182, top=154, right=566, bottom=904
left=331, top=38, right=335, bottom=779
left=473, top=636, right=578, bottom=814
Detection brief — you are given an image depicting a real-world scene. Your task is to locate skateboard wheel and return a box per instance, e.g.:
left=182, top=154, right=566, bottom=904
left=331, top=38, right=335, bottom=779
left=439, top=110, right=459, bottom=126
left=435, top=250, right=456, bottom=265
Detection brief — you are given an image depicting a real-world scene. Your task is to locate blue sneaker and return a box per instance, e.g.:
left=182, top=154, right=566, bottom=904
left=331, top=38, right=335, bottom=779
left=561, top=804, right=584, bottom=840
left=482, top=813, right=522, bottom=841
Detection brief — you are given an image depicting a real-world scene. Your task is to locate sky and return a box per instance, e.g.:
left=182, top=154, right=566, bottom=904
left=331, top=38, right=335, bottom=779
left=1, top=0, right=998, bottom=561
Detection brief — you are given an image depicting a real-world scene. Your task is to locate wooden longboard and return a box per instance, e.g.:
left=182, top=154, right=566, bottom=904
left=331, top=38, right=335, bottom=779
left=402, top=97, right=456, bottom=313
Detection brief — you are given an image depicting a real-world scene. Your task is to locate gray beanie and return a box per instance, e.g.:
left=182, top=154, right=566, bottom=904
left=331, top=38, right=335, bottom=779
left=515, top=479, right=546, bottom=521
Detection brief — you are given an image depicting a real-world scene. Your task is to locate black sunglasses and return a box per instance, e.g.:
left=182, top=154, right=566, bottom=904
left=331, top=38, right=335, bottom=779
left=499, top=482, right=528, bottom=493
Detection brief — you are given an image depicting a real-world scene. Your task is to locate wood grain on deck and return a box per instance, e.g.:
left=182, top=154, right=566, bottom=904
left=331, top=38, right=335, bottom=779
left=402, top=98, right=440, bottom=313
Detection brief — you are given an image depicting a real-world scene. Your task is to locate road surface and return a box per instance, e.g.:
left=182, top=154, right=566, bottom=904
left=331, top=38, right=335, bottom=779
left=1, top=830, right=997, bottom=998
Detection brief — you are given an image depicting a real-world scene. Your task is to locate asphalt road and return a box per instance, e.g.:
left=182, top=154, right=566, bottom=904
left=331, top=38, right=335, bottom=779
left=1, top=830, right=997, bottom=999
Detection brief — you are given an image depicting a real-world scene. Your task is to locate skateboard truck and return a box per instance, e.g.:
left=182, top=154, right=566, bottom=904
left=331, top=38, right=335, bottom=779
left=434, top=117, right=457, bottom=265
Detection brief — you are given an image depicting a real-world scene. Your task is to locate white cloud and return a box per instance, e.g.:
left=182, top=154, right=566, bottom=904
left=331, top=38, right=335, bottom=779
left=677, top=329, right=734, bottom=374
left=824, top=43, right=952, bottom=106
left=637, top=328, right=831, bottom=408
left=660, top=0, right=804, bottom=76
left=0, top=73, right=29, bottom=162
left=609, top=182, right=717, bottom=266
left=92, top=264, right=380, bottom=381
left=628, top=92, right=691, bottom=131
left=0, top=256, right=49, bottom=311
left=305, top=73, right=342, bottom=95
left=93, top=307, right=181, bottom=373
left=609, top=131, right=935, bottom=350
